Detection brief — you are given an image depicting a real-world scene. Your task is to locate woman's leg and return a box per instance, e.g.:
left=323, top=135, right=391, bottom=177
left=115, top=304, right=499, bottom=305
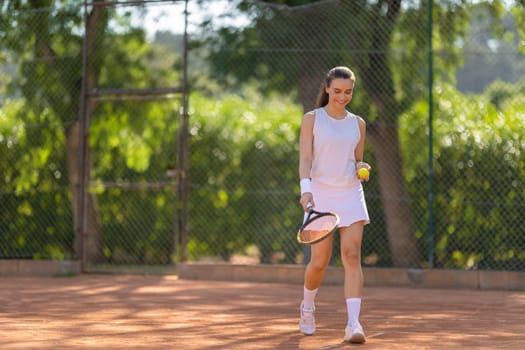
left=304, top=234, right=334, bottom=290
left=340, top=221, right=366, bottom=343
left=300, top=234, right=334, bottom=335
left=340, top=222, right=364, bottom=298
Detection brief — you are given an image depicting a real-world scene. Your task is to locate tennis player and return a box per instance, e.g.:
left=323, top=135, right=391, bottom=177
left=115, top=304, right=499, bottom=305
left=298, top=66, right=371, bottom=343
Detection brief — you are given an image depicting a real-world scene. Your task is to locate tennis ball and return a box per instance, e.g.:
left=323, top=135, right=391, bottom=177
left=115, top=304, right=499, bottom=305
left=357, top=168, right=369, bottom=180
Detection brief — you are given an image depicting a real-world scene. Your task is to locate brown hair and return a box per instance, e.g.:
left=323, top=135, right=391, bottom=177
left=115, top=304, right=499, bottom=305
left=315, top=66, right=356, bottom=108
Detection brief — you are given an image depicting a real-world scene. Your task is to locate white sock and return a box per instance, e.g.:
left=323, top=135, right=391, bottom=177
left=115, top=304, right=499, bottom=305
left=346, top=298, right=361, bottom=326
left=303, top=286, right=318, bottom=309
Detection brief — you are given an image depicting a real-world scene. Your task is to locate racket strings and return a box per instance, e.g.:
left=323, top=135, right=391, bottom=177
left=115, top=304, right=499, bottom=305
left=299, top=214, right=338, bottom=244
left=300, top=229, right=331, bottom=243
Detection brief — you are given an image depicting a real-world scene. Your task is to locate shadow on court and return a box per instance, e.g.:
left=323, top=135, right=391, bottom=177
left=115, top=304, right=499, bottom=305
left=0, top=275, right=524, bottom=349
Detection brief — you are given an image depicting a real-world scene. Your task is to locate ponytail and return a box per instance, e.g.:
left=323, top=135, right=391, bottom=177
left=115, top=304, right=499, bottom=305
left=314, top=66, right=356, bottom=108
left=315, top=83, right=329, bottom=108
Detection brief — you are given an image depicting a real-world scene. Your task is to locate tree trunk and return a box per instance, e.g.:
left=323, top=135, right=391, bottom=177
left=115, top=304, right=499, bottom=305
left=368, top=123, right=420, bottom=266
left=27, top=0, right=104, bottom=263
left=352, top=0, right=419, bottom=267
left=69, top=2, right=106, bottom=264
left=297, top=60, right=327, bottom=111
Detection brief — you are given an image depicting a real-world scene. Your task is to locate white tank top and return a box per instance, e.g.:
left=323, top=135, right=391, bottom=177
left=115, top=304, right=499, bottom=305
left=311, top=107, right=361, bottom=189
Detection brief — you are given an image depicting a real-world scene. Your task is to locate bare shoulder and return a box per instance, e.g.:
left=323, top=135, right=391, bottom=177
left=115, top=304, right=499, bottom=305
left=302, top=110, right=316, bottom=125
left=303, top=110, right=316, bottom=120
left=355, top=115, right=367, bottom=138
left=355, top=115, right=366, bottom=127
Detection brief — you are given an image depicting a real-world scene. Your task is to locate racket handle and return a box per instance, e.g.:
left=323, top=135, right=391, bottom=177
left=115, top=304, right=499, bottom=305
left=306, top=202, right=313, bottom=214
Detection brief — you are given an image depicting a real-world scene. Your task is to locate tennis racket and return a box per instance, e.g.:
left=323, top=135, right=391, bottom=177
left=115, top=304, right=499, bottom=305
left=297, top=204, right=340, bottom=245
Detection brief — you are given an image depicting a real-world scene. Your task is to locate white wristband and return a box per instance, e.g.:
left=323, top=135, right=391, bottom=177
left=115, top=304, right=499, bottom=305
left=300, top=178, right=311, bottom=194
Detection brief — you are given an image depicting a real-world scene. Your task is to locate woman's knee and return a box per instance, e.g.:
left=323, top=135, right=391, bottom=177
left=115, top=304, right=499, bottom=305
left=308, top=255, right=330, bottom=272
left=341, top=246, right=361, bottom=267
left=340, top=225, right=363, bottom=268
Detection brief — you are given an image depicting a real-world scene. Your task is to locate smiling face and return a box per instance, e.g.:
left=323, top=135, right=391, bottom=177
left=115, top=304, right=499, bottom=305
left=325, top=78, right=354, bottom=110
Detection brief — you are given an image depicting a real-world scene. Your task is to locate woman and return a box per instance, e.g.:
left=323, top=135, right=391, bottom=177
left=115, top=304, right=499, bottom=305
left=298, top=66, right=371, bottom=343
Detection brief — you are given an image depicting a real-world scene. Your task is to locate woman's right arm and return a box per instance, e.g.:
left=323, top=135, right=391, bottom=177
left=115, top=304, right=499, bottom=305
left=299, top=111, right=315, bottom=210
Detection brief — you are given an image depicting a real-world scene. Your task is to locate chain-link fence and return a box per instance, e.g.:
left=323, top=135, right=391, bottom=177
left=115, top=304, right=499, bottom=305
left=1, top=0, right=524, bottom=272
left=0, top=1, right=186, bottom=271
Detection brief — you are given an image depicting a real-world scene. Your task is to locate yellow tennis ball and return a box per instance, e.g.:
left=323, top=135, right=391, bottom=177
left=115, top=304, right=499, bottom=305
left=358, top=168, right=369, bottom=180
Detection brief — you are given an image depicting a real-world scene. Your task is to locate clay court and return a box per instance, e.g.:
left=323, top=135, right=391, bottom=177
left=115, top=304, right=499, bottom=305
left=1, top=274, right=525, bottom=349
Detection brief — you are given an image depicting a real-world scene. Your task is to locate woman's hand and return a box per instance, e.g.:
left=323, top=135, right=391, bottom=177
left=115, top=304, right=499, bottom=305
left=300, top=192, right=314, bottom=212
left=356, top=161, right=372, bottom=182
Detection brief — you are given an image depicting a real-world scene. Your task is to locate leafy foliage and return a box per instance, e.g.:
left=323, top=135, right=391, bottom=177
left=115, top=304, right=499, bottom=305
left=188, top=89, right=303, bottom=263
left=1, top=1, right=524, bottom=269
left=400, top=82, right=525, bottom=269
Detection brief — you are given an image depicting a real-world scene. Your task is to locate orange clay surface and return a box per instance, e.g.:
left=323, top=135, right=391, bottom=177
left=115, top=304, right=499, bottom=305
left=1, top=274, right=525, bottom=349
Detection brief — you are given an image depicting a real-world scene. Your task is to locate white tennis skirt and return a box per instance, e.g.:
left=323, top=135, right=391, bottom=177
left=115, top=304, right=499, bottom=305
left=307, top=181, right=370, bottom=228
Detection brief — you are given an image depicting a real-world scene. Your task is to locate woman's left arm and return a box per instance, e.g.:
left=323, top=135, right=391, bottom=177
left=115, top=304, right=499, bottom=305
left=355, top=116, right=371, bottom=171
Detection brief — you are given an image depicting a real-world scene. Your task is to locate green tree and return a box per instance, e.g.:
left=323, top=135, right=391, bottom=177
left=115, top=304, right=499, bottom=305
left=188, top=89, right=303, bottom=263
left=0, top=97, right=74, bottom=259
left=1, top=0, right=97, bottom=259
left=400, top=82, right=525, bottom=269
left=457, top=5, right=525, bottom=92
left=199, top=0, right=520, bottom=267
left=0, top=1, right=180, bottom=262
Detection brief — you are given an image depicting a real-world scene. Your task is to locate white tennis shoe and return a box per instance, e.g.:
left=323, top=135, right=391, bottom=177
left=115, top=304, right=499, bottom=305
left=299, top=301, right=315, bottom=335
left=344, top=322, right=366, bottom=343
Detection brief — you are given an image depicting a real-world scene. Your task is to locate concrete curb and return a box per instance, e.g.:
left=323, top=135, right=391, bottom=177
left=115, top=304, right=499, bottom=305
left=177, top=263, right=525, bottom=291
left=0, top=260, right=81, bottom=276
left=3, top=260, right=523, bottom=291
